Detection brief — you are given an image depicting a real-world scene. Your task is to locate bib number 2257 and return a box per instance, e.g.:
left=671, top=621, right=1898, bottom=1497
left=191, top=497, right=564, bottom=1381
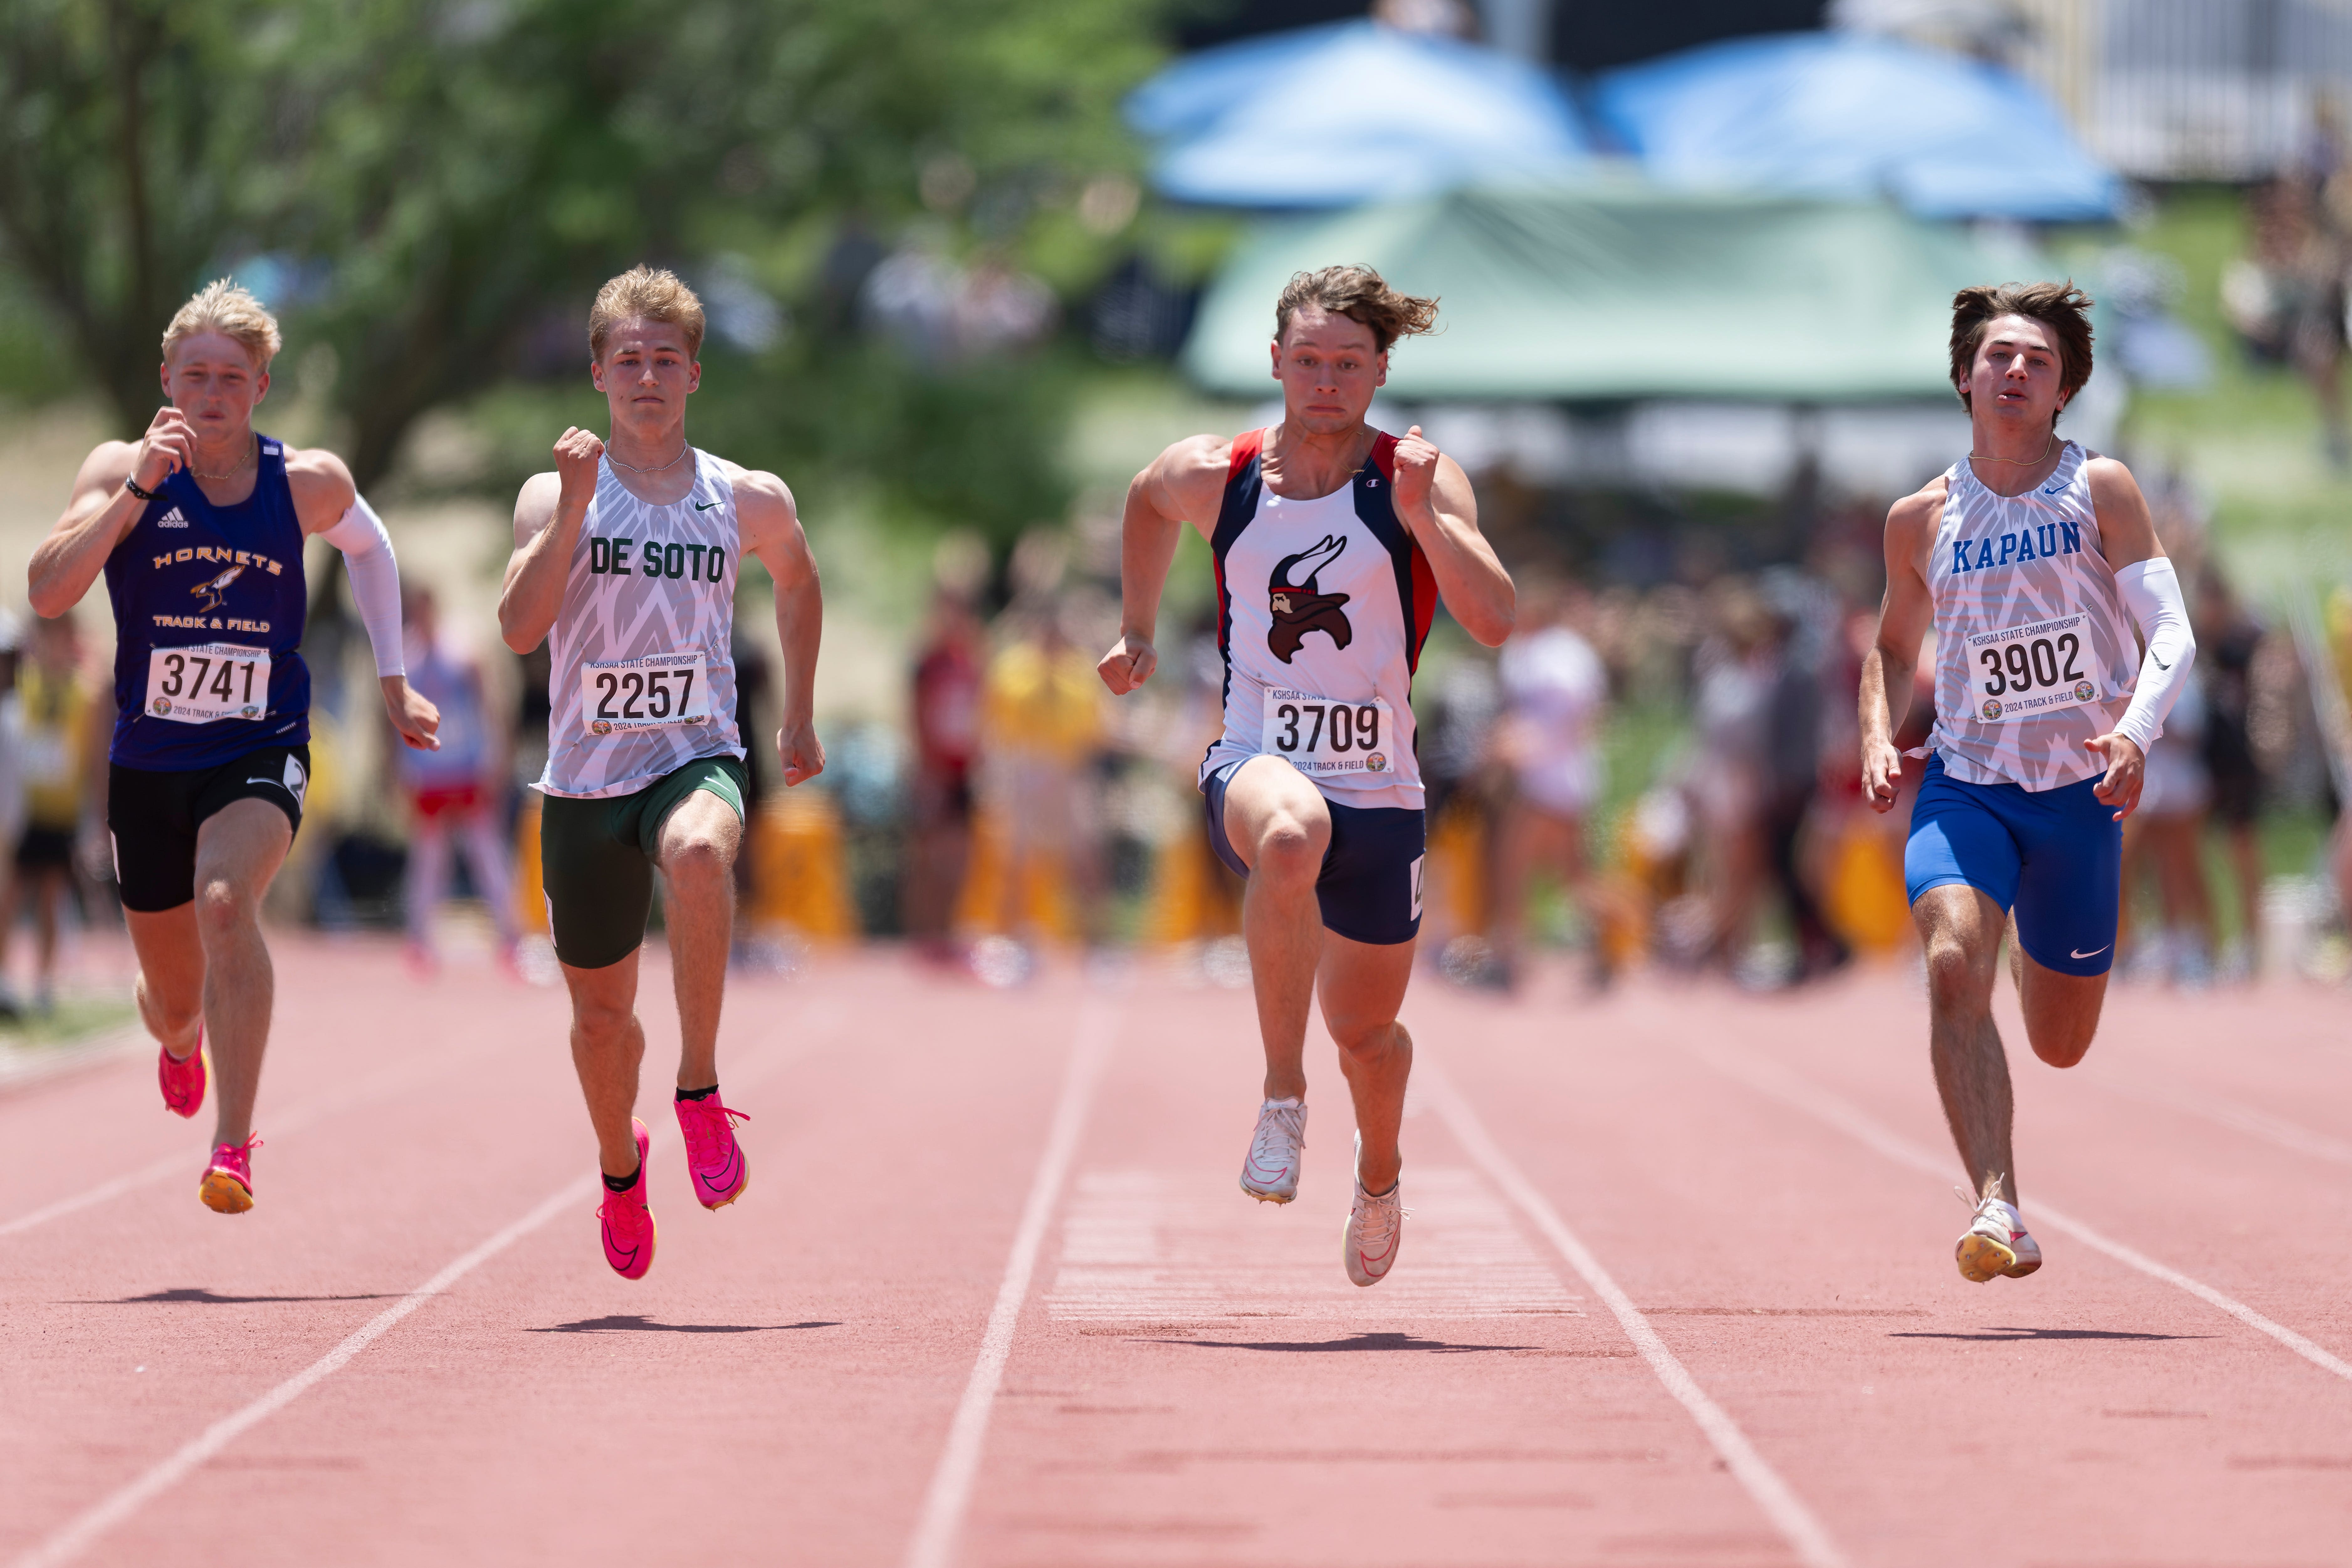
left=145, top=642, right=270, bottom=724
left=583, top=652, right=711, bottom=736
left=1262, top=689, right=1392, bottom=777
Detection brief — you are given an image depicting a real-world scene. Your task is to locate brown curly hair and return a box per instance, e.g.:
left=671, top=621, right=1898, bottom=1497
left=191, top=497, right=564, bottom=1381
left=1950, top=281, right=2094, bottom=425
left=1275, top=265, right=1440, bottom=354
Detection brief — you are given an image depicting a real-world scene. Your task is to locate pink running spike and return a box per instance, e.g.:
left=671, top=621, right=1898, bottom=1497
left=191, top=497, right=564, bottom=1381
left=597, top=1120, right=657, bottom=1280
left=675, top=1093, right=751, bottom=1209
left=158, top=1028, right=205, bottom=1119
left=199, top=1131, right=260, bottom=1214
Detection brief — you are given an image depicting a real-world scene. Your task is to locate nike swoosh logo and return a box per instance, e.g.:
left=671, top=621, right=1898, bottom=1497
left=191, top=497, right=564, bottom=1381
left=2071, top=945, right=2110, bottom=960
left=694, top=501, right=720, bottom=511
left=245, top=778, right=290, bottom=791
left=2151, top=654, right=2170, bottom=670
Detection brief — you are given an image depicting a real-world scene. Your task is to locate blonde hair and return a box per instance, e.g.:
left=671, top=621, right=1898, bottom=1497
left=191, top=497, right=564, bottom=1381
left=588, top=266, right=706, bottom=361
left=161, top=279, right=283, bottom=368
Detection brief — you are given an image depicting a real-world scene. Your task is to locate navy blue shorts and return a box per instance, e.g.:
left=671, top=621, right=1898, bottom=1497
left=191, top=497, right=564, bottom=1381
left=1904, top=753, right=2122, bottom=977
left=1204, top=758, right=1424, bottom=946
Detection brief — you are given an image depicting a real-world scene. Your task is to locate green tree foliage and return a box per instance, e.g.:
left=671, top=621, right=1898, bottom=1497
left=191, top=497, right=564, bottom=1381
left=0, top=0, right=1166, bottom=541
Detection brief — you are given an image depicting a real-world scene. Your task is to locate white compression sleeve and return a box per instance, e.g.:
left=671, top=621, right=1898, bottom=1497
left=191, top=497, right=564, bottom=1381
left=321, top=496, right=406, bottom=678
left=2112, top=556, right=2194, bottom=755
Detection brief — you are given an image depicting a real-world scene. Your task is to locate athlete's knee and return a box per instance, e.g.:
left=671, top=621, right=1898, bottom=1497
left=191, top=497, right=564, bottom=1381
left=1251, top=813, right=1329, bottom=887
left=570, top=991, right=637, bottom=1047
left=1920, top=930, right=1993, bottom=1015
left=1328, top=1014, right=1402, bottom=1060
left=190, top=875, right=260, bottom=943
left=660, top=821, right=737, bottom=889
left=2025, top=1005, right=2099, bottom=1068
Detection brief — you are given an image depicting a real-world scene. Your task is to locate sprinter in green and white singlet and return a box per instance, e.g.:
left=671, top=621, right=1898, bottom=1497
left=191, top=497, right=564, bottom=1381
left=499, top=266, right=824, bottom=1282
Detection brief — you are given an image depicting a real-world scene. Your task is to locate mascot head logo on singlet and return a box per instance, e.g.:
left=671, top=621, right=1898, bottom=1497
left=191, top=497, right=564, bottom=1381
left=191, top=564, right=245, bottom=614
left=1267, top=535, right=1353, bottom=663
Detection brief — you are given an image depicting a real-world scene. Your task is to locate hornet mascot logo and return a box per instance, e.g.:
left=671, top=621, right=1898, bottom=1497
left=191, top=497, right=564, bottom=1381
left=1267, top=535, right=1352, bottom=663
left=191, top=564, right=245, bottom=614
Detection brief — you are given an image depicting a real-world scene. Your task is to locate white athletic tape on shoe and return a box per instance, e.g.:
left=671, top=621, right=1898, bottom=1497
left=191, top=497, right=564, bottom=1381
left=1420, top=1057, right=1851, bottom=1568
left=1690, top=1044, right=2352, bottom=1387
left=14, top=1004, right=846, bottom=1568
left=903, top=997, right=1120, bottom=1568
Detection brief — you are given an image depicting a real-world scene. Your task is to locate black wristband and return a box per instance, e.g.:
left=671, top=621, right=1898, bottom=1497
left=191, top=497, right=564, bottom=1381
left=124, top=476, right=160, bottom=502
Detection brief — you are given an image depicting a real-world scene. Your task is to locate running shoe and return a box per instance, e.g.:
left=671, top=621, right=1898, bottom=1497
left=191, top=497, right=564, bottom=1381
left=199, top=1133, right=260, bottom=1214
left=1956, top=1190, right=2041, bottom=1282
left=675, top=1091, right=750, bottom=1209
left=1239, top=1097, right=1307, bottom=1203
left=597, top=1120, right=657, bottom=1281
left=158, top=1028, right=206, bottom=1120
left=1343, top=1134, right=1404, bottom=1287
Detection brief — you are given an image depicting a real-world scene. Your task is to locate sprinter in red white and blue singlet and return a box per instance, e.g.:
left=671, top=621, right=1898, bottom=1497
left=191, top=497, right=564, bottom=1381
left=1098, top=265, right=1515, bottom=1290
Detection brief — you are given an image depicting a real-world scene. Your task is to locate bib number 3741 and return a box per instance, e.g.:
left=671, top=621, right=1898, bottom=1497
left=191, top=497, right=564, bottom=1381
left=145, top=642, right=269, bottom=724
left=582, top=652, right=711, bottom=736
left=1262, top=689, right=1392, bottom=777
left=1969, top=612, right=2099, bottom=721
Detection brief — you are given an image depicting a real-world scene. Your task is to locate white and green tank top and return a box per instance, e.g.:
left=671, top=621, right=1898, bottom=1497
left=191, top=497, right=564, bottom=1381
left=537, top=451, right=744, bottom=799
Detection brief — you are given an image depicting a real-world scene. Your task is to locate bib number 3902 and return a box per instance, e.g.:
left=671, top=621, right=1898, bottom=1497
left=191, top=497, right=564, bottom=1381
left=582, top=652, right=711, bottom=736
left=1969, top=613, right=2099, bottom=722
left=1262, top=689, right=1392, bottom=777
left=144, top=642, right=270, bottom=724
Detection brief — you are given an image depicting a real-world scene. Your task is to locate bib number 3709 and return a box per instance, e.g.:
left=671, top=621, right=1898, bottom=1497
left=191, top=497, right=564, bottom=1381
left=582, top=652, right=711, bottom=736
left=1969, top=612, right=2099, bottom=722
left=144, top=642, right=269, bottom=724
left=1262, top=689, right=1392, bottom=777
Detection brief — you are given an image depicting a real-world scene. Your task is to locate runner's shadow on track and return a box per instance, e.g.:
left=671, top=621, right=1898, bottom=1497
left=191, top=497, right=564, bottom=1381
left=1150, top=1331, right=1534, bottom=1355
left=80, top=1288, right=401, bottom=1305
left=530, top=1315, right=841, bottom=1335
left=1890, top=1326, right=2211, bottom=1343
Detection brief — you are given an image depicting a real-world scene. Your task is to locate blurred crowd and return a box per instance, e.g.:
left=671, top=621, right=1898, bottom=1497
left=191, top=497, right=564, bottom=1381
left=0, top=472, right=2346, bottom=1011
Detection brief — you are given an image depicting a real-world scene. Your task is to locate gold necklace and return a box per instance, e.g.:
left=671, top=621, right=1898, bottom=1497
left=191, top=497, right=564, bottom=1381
left=1967, top=432, right=2057, bottom=467
left=607, top=440, right=692, bottom=475
left=191, top=435, right=256, bottom=482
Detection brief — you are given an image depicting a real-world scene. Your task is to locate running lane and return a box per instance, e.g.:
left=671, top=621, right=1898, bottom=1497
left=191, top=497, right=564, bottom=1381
left=7, top=943, right=2351, bottom=1567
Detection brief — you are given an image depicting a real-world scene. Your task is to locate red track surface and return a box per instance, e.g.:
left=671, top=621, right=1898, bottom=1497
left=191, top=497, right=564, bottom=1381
left=4, top=935, right=2350, bottom=1567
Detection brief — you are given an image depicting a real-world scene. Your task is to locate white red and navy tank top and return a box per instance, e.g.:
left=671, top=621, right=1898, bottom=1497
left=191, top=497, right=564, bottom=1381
left=1201, top=428, right=1437, bottom=810
left=537, top=451, right=745, bottom=800
left=1926, top=441, right=2140, bottom=791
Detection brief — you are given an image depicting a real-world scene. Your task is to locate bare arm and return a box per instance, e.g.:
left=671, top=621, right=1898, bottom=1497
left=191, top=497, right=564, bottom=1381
left=1390, top=426, right=1514, bottom=646
left=1098, top=434, right=1229, bottom=695
left=1860, top=485, right=1941, bottom=814
left=734, top=465, right=825, bottom=787
left=497, top=427, right=604, bottom=654
left=29, top=408, right=198, bottom=618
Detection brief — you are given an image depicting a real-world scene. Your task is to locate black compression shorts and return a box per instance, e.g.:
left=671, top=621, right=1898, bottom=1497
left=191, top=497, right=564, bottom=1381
left=107, top=744, right=310, bottom=913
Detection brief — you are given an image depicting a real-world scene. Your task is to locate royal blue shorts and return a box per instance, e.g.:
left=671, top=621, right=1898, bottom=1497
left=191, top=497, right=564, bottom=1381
left=1204, top=758, right=1424, bottom=946
left=1904, top=753, right=2122, bottom=977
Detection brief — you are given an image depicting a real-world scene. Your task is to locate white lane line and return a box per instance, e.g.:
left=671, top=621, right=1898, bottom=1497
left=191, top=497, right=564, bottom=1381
left=902, top=997, right=1119, bottom=1568
left=1420, top=1058, right=1850, bottom=1568
left=13, top=1008, right=844, bottom=1568
left=13, top=1176, right=594, bottom=1568
left=2092, top=1076, right=2352, bottom=1167
left=1691, top=1045, right=2352, bottom=1386
left=2, top=1044, right=478, bottom=1241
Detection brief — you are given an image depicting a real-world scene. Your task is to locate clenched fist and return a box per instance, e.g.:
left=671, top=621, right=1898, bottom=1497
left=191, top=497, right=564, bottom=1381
left=1098, top=633, right=1158, bottom=695
left=553, top=427, right=605, bottom=500
left=1391, top=424, right=1442, bottom=520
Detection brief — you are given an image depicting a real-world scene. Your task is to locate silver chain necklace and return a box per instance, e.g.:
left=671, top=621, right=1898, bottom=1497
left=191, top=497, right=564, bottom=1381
left=605, top=440, right=692, bottom=475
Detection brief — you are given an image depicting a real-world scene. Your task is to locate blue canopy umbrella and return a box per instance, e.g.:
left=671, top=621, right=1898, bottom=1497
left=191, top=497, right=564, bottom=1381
left=1128, top=21, right=1589, bottom=208
left=1591, top=33, right=2122, bottom=223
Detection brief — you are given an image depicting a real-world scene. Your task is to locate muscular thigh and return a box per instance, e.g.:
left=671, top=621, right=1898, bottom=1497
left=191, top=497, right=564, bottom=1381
left=192, top=797, right=294, bottom=901
left=1218, top=755, right=1331, bottom=872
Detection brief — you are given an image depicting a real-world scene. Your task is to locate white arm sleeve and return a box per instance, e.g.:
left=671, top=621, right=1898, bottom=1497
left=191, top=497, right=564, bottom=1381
left=2112, top=556, right=2194, bottom=755
left=320, top=496, right=406, bottom=679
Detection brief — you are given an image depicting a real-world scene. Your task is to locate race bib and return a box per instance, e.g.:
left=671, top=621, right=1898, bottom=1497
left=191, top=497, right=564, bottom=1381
left=1261, top=689, right=1394, bottom=778
left=1967, top=613, right=2102, bottom=722
left=581, top=652, right=711, bottom=736
left=144, top=643, right=270, bottom=724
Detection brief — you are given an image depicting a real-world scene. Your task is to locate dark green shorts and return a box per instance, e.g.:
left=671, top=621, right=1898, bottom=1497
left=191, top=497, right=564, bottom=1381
left=537, top=754, right=748, bottom=970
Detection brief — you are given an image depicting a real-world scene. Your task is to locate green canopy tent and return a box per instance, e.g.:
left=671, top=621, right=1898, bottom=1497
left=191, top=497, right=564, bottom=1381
left=1182, top=179, right=2035, bottom=404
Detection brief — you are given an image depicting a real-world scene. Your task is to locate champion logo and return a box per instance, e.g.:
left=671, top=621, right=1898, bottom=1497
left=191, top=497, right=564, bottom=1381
left=155, top=507, right=190, bottom=529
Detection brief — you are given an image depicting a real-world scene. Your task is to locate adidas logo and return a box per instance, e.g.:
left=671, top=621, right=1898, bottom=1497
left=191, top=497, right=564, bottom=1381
left=155, top=507, right=190, bottom=529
